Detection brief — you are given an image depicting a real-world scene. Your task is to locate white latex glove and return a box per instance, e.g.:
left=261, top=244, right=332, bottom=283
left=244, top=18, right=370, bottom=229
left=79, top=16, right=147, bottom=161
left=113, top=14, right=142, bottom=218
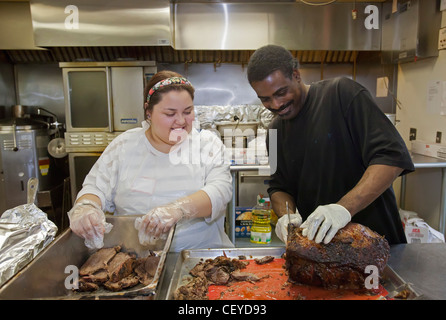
left=300, top=204, right=351, bottom=244
left=135, top=198, right=196, bottom=246
left=275, top=210, right=302, bottom=243
left=134, top=217, right=168, bottom=246
left=67, top=199, right=113, bottom=249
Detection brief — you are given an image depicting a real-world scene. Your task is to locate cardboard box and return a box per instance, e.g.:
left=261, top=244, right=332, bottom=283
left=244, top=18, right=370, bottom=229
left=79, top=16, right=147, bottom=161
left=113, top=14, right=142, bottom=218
left=400, top=209, right=445, bottom=243
left=405, top=225, right=430, bottom=243
left=411, top=140, right=446, bottom=160
left=235, top=206, right=253, bottom=238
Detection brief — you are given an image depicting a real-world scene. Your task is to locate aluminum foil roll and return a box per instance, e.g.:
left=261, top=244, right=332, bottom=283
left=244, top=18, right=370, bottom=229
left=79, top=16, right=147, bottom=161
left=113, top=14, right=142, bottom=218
left=0, top=203, right=58, bottom=287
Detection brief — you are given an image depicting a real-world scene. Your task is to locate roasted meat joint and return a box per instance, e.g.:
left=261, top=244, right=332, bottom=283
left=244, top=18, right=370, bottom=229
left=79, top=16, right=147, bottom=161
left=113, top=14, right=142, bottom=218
left=285, top=222, right=390, bottom=290
left=75, top=246, right=160, bottom=293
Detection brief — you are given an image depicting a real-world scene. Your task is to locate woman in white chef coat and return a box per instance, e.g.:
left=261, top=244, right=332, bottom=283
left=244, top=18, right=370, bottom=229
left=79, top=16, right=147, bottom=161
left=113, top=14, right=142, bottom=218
left=68, top=70, right=234, bottom=252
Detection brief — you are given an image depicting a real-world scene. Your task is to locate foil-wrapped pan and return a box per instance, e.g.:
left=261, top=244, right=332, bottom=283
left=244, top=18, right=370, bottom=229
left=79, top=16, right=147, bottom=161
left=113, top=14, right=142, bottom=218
left=0, top=181, right=58, bottom=287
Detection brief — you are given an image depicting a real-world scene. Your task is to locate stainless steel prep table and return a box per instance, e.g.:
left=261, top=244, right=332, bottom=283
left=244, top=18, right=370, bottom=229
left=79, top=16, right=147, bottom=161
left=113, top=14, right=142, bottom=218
left=157, top=243, right=446, bottom=300
left=400, top=153, right=446, bottom=237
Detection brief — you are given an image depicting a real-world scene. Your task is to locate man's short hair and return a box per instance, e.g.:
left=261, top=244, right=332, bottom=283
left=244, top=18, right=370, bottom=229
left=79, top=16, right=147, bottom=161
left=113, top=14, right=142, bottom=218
left=247, top=45, right=299, bottom=84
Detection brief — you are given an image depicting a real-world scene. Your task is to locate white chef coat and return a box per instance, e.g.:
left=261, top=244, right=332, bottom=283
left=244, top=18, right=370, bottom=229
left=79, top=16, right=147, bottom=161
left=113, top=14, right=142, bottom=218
left=77, top=122, right=234, bottom=251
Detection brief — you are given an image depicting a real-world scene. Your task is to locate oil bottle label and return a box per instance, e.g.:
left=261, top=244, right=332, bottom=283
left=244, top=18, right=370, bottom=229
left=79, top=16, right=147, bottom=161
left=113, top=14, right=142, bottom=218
left=250, top=231, right=271, bottom=244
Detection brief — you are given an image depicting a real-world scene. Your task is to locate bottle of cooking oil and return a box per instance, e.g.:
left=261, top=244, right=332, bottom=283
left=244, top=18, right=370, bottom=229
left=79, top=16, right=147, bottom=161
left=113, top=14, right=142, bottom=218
left=250, top=198, right=272, bottom=244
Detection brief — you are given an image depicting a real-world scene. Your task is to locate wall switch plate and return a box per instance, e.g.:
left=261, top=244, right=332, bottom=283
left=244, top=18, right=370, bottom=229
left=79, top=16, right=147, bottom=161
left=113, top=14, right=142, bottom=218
left=441, top=0, right=446, bottom=11
left=410, top=128, right=417, bottom=141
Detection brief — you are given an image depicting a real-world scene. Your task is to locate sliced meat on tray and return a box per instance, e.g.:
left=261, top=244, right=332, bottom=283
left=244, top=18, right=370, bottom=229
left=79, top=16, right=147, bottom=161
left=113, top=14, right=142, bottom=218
left=254, top=256, right=274, bottom=265
left=230, top=270, right=260, bottom=282
left=107, top=252, right=136, bottom=282
left=79, top=246, right=120, bottom=276
left=103, top=274, right=140, bottom=292
left=134, top=256, right=161, bottom=286
left=174, top=255, right=267, bottom=300
left=75, top=246, right=160, bottom=293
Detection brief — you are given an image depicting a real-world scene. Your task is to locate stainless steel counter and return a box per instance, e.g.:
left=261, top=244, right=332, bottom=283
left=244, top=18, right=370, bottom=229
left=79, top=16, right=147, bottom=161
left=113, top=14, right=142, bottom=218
left=157, top=243, right=446, bottom=300
left=387, top=243, right=446, bottom=300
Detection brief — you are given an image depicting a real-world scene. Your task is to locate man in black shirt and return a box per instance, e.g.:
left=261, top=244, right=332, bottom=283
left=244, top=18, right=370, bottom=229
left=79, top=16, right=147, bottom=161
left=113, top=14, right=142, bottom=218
left=247, top=45, right=414, bottom=245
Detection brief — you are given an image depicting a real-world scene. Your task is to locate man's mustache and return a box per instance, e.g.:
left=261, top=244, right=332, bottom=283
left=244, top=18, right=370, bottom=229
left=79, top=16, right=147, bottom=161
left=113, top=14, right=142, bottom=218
left=268, top=100, right=293, bottom=114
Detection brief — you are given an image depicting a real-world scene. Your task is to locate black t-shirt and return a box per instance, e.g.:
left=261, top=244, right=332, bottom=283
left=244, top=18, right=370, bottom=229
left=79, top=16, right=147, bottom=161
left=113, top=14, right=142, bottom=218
left=267, top=77, right=414, bottom=244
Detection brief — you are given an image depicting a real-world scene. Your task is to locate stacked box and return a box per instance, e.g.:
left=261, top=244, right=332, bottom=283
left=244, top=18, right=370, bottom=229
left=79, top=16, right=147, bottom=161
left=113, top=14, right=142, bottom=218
left=235, top=206, right=253, bottom=238
left=411, top=140, right=446, bottom=160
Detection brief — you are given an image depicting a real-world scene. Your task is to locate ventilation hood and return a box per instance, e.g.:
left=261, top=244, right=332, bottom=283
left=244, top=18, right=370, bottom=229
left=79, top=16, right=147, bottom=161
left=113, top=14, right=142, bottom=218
left=1, top=1, right=387, bottom=63
left=381, top=0, right=442, bottom=63
left=29, top=0, right=171, bottom=47
left=172, top=1, right=382, bottom=51
left=26, top=0, right=382, bottom=51
left=0, top=2, right=44, bottom=50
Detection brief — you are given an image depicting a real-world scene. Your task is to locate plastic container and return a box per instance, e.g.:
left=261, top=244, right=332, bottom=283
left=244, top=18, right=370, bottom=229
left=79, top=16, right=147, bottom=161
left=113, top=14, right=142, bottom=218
left=250, top=198, right=272, bottom=244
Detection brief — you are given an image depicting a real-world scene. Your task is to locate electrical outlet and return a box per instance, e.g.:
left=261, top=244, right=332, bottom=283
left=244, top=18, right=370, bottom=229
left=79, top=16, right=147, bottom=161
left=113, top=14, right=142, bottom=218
left=439, top=28, right=446, bottom=50
left=409, top=128, right=417, bottom=141
left=437, top=131, right=442, bottom=144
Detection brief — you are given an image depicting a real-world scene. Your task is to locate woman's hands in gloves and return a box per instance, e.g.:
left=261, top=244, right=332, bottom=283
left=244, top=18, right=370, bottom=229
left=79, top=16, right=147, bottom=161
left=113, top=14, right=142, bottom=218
left=275, top=210, right=302, bottom=243
left=135, top=198, right=197, bottom=246
left=300, top=204, right=351, bottom=244
left=67, top=199, right=113, bottom=249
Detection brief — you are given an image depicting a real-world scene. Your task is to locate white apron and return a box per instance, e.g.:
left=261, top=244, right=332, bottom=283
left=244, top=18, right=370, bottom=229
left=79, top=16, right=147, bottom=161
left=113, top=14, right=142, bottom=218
left=102, top=127, right=234, bottom=251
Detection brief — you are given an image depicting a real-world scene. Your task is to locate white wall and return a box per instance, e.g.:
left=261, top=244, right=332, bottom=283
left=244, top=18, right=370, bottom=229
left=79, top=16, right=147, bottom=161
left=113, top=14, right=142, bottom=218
left=393, top=11, right=446, bottom=230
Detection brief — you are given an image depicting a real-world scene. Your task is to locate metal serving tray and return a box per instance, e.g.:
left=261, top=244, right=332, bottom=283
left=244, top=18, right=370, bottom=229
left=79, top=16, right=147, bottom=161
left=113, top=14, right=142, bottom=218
left=0, top=215, right=174, bottom=300
left=165, top=247, right=421, bottom=300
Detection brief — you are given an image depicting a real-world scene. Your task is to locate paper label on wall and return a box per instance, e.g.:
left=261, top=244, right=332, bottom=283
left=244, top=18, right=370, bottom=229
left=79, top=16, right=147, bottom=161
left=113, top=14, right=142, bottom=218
left=443, top=81, right=446, bottom=114
left=376, top=77, right=389, bottom=97
left=426, top=80, right=446, bottom=115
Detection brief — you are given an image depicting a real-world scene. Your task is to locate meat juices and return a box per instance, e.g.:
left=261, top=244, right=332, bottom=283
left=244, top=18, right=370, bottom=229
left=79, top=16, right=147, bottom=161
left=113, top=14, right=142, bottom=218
left=285, top=222, right=390, bottom=290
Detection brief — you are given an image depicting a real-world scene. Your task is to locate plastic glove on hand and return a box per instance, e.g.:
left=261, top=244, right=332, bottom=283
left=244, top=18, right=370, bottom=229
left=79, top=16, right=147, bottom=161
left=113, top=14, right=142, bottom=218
left=275, top=210, right=302, bottom=243
left=135, top=198, right=195, bottom=245
left=300, top=204, right=351, bottom=244
left=134, top=217, right=168, bottom=246
left=68, top=200, right=113, bottom=249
